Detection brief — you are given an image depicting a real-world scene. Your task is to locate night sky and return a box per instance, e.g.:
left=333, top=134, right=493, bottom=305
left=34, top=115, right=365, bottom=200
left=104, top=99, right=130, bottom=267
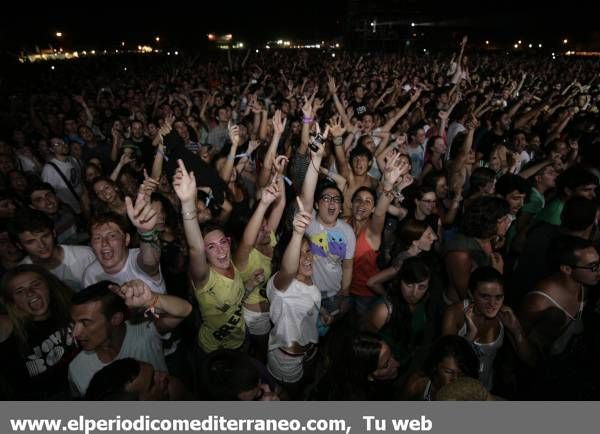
left=1, top=1, right=597, bottom=53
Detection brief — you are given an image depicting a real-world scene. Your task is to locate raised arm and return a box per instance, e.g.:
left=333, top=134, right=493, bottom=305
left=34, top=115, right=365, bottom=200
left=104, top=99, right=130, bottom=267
left=219, top=122, right=241, bottom=183
left=327, top=77, right=351, bottom=128
left=257, top=110, right=286, bottom=189
left=299, top=123, right=325, bottom=212
left=233, top=178, right=282, bottom=271
left=380, top=88, right=421, bottom=133
left=125, top=184, right=161, bottom=280
left=273, top=198, right=313, bottom=291
left=368, top=152, right=412, bottom=243
left=172, top=159, right=210, bottom=287
left=111, top=280, right=192, bottom=334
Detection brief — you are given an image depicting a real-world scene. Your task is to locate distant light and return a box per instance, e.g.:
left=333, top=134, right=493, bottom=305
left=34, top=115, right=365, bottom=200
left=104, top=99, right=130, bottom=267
left=121, top=41, right=125, bottom=47
left=82, top=50, right=87, bottom=55
left=411, top=22, right=415, bottom=27
left=225, top=34, right=232, bottom=41
left=370, top=21, right=375, bottom=27
left=528, top=43, right=532, bottom=48
left=552, top=52, right=555, bottom=56
left=91, top=50, right=95, bottom=54
left=563, top=39, right=568, bottom=44
left=277, top=40, right=283, bottom=45
left=423, top=48, right=427, bottom=52
left=316, top=44, right=320, bottom=49
left=538, top=43, right=542, bottom=48
left=207, top=34, right=215, bottom=40
left=115, top=49, right=119, bottom=54
left=137, top=45, right=142, bottom=50
left=155, top=36, right=160, bottom=42
left=174, top=51, right=179, bottom=55
left=255, top=49, right=259, bottom=53
left=514, top=44, right=518, bottom=49
left=331, top=53, right=336, bottom=58
left=55, top=32, right=63, bottom=38
left=265, top=45, right=270, bottom=49
left=335, top=43, right=339, bottom=48
left=51, top=65, right=55, bottom=70
left=123, top=67, right=127, bottom=71
left=485, top=40, right=489, bottom=45
left=518, top=40, right=522, bottom=44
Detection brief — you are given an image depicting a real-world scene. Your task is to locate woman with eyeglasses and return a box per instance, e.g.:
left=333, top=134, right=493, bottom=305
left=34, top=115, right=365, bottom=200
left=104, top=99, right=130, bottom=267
left=0, top=264, right=79, bottom=399
left=173, top=160, right=247, bottom=354
left=442, top=266, right=536, bottom=391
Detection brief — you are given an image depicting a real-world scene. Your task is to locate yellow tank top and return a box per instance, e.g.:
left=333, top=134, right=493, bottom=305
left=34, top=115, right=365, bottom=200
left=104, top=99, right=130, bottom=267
left=193, top=267, right=246, bottom=352
left=239, top=232, right=276, bottom=305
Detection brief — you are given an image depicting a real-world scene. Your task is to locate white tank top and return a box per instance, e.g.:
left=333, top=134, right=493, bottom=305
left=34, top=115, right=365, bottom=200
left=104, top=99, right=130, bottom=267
left=458, top=300, right=504, bottom=391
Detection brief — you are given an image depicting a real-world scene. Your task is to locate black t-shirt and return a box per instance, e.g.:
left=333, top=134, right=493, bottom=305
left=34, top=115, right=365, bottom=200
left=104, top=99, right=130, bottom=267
left=0, top=318, right=79, bottom=400
left=350, top=99, right=368, bottom=117
left=476, top=130, right=508, bottom=161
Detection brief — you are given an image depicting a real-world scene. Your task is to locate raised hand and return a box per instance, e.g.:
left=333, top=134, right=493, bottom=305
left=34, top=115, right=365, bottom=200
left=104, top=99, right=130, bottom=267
left=247, top=139, right=261, bottom=154
left=301, top=96, right=313, bottom=118
left=464, top=304, right=479, bottom=342
left=410, top=87, right=422, bottom=103
left=228, top=121, right=240, bottom=147
left=272, top=110, right=286, bottom=136
left=293, top=197, right=312, bottom=235
left=172, top=159, right=197, bottom=205
left=126, top=187, right=158, bottom=233
left=273, top=155, right=289, bottom=175
left=110, top=280, right=155, bottom=309
left=141, top=169, right=160, bottom=193
left=260, top=180, right=281, bottom=206
left=119, top=152, right=134, bottom=167
left=438, top=110, right=450, bottom=122
left=327, top=76, right=338, bottom=95
left=328, top=115, right=346, bottom=138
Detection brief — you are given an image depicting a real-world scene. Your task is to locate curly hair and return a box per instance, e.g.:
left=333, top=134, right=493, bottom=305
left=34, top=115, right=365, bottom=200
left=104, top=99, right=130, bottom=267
left=461, top=196, right=509, bottom=239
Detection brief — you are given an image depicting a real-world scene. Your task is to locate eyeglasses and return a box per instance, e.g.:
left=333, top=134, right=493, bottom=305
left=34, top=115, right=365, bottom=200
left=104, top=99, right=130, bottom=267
left=419, top=199, right=437, bottom=205
left=320, top=194, right=342, bottom=204
left=571, top=262, right=600, bottom=272
left=206, top=237, right=231, bottom=251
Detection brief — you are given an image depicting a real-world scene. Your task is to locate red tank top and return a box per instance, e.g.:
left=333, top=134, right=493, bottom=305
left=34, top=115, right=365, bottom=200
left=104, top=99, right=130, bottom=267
left=350, top=229, right=380, bottom=297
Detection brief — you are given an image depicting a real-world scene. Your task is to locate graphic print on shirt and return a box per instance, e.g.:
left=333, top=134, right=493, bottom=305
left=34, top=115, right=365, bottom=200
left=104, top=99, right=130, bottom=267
left=309, top=229, right=348, bottom=264
left=24, top=326, right=74, bottom=377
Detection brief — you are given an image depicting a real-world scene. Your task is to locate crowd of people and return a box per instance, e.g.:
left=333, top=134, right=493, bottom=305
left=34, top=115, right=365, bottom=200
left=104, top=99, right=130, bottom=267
left=1, top=36, right=600, bottom=400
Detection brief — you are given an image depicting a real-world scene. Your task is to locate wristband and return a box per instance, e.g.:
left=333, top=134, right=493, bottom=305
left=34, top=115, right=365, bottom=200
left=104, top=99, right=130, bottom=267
left=303, top=116, right=313, bottom=124
left=139, top=229, right=159, bottom=243
left=235, top=152, right=249, bottom=159
left=227, top=154, right=235, bottom=161
left=333, top=136, right=343, bottom=146
left=283, top=175, right=292, bottom=186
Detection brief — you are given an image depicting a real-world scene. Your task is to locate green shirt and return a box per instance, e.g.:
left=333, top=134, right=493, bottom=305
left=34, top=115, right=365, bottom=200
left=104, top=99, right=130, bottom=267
left=533, top=198, right=564, bottom=226
left=522, top=187, right=545, bottom=216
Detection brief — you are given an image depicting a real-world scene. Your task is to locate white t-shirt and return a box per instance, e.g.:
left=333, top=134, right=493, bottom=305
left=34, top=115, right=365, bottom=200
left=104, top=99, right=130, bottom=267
left=267, top=276, right=321, bottom=351
left=68, top=321, right=169, bottom=397
left=20, top=245, right=96, bottom=292
left=82, top=248, right=166, bottom=294
left=41, top=158, right=83, bottom=214
left=305, top=211, right=356, bottom=298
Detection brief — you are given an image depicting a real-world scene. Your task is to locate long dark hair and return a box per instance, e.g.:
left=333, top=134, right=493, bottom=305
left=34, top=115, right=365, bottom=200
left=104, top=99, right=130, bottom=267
left=323, top=330, right=384, bottom=400
left=0, top=264, right=73, bottom=351
left=387, top=257, right=431, bottom=345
